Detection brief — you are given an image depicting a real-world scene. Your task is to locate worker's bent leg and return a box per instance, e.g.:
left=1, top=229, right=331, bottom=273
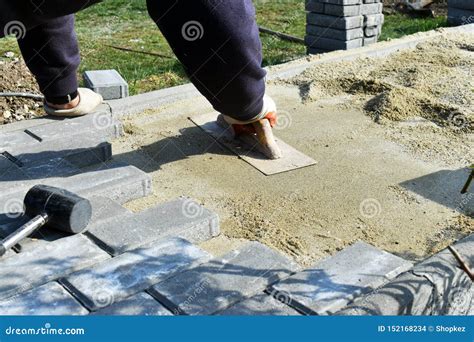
left=17, top=15, right=80, bottom=101
left=146, top=0, right=266, bottom=121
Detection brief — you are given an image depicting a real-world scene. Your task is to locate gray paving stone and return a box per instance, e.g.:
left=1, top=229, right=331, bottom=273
left=0, top=162, right=152, bottom=210
left=306, top=1, right=325, bottom=13
left=0, top=197, right=132, bottom=253
left=307, top=0, right=361, bottom=4
left=307, top=47, right=332, bottom=54
left=305, top=35, right=363, bottom=50
left=92, top=292, right=172, bottom=316
left=24, top=109, right=122, bottom=142
left=268, top=241, right=413, bottom=315
left=449, top=0, right=474, bottom=10
left=0, top=234, right=110, bottom=300
left=0, top=131, right=38, bottom=151
left=148, top=242, right=300, bottom=315
left=448, top=8, right=474, bottom=25
left=60, top=238, right=211, bottom=311
left=364, top=13, right=384, bottom=26
left=307, top=13, right=364, bottom=29
left=86, top=198, right=220, bottom=256
left=364, top=26, right=381, bottom=37
left=84, top=70, right=129, bottom=100
left=361, top=2, right=383, bottom=15
left=306, top=25, right=364, bottom=40
left=219, top=293, right=302, bottom=316
left=324, top=4, right=361, bottom=16
left=0, top=282, right=88, bottom=316
left=364, top=35, right=378, bottom=45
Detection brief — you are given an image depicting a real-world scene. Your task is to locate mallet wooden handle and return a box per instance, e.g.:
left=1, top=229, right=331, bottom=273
left=0, top=214, right=48, bottom=257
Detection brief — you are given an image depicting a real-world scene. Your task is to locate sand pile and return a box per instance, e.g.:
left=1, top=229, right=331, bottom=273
left=285, top=33, right=473, bottom=132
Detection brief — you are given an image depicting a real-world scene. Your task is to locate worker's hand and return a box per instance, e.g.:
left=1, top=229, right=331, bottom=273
left=222, top=95, right=282, bottom=159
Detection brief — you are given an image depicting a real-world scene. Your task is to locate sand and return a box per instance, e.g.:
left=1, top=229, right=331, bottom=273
left=112, top=32, right=473, bottom=266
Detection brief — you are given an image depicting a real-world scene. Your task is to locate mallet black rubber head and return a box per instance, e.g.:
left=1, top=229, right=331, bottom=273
left=23, top=185, right=92, bottom=234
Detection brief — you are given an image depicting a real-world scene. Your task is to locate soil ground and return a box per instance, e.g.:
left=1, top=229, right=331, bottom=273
left=112, top=31, right=473, bottom=266
left=0, top=55, right=43, bottom=125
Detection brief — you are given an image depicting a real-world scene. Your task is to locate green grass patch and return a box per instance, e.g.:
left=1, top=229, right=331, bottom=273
left=380, top=14, right=449, bottom=41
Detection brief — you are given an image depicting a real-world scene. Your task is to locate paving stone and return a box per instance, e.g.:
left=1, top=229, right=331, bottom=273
left=0, top=137, right=112, bottom=174
left=84, top=70, right=129, bottom=100
left=0, top=131, right=38, bottom=151
left=324, top=4, right=361, bottom=16
left=307, top=13, right=364, bottom=29
left=0, top=197, right=132, bottom=253
left=219, top=293, right=302, bottom=316
left=449, top=0, right=474, bottom=10
left=86, top=198, right=220, bottom=256
left=306, top=25, right=364, bottom=40
left=364, top=35, right=378, bottom=45
left=92, top=292, right=172, bottom=316
left=148, top=242, right=300, bottom=315
left=306, top=1, right=325, bottom=13
left=307, top=0, right=361, bottom=4
left=364, top=13, right=384, bottom=26
left=361, top=2, right=383, bottom=15
left=24, top=109, right=122, bottom=142
left=305, top=35, right=363, bottom=50
left=268, top=241, right=413, bottom=315
left=364, top=26, right=381, bottom=37
left=307, top=47, right=332, bottom=54
left=0, top=234, right=110, bottom=300
left=448, top=8, right=474, bottom=25
left=0, top=162, right=152, bottom=210
left=0, top=282, right=88, bottom=315
left=61, top=238, right=211, bottom=311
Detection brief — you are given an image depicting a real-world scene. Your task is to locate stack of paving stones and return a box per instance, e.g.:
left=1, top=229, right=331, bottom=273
left=448, top=0, right=474, bottom=26
left=0, top=104, right=415, bottom=316
left=305, top=0, right=384, bottom=54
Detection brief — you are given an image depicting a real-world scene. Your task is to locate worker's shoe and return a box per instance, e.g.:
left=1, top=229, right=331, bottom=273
left=44, top=88, right=103, bottom=117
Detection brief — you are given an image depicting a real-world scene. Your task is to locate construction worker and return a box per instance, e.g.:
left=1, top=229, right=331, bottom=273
left=0, top=0, right=280, bottom=157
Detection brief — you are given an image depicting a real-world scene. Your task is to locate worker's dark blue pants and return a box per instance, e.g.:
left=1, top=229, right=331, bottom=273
left=17, top=1, right=266, bottom=120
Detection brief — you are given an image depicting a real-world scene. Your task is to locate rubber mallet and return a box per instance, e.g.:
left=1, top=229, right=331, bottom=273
left=0, top=185, right=92, bottom=257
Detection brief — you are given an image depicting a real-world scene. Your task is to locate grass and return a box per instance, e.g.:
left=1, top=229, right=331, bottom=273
left=0, top=1, right=450, bottom=95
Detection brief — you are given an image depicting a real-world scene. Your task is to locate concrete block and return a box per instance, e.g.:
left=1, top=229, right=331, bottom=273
left=448, top=8, right=474, bottom=25
left=268, top=241, right=413, bottom=315
left=306, top=1, right=325, bottom=13
left=0, top=234, right=110, bottom=300
left=148, top=242, right=300, bottom=315
left=306, top=25, right=364, bottom=40
left=60, top=238, right=211, bottom=311
left=305, top=35, right=363, bottom=50
left=92, top=292, right=172, bottom=316
left=449, top=0, right=474, bottom=10
left=307, top=0, right=361, bottom=4
left=365, top=13, right=384, bottom=26
left=0, top=131, right=37, bottom=151
left=0, top=282, right=88, bottom=316
left=24, top=109, right=123, bottom=142
left=219, top=293, right=302, bottom=316
left=84, top=70, right=129, bottom=100
left=324, top=4, right=361, bottom=16
left=364, top=36, right=378, bottom=46
left=0, top=162, right=153, bottom=211
left=86, top=198, right=220, bottom=256
left=307, top=47, right=332, bottom=55
left=361, top=2, right=383, bottom=15
left=364, top=26, right=380, bottom=37
left=307, top=13, right=364, bottom=30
